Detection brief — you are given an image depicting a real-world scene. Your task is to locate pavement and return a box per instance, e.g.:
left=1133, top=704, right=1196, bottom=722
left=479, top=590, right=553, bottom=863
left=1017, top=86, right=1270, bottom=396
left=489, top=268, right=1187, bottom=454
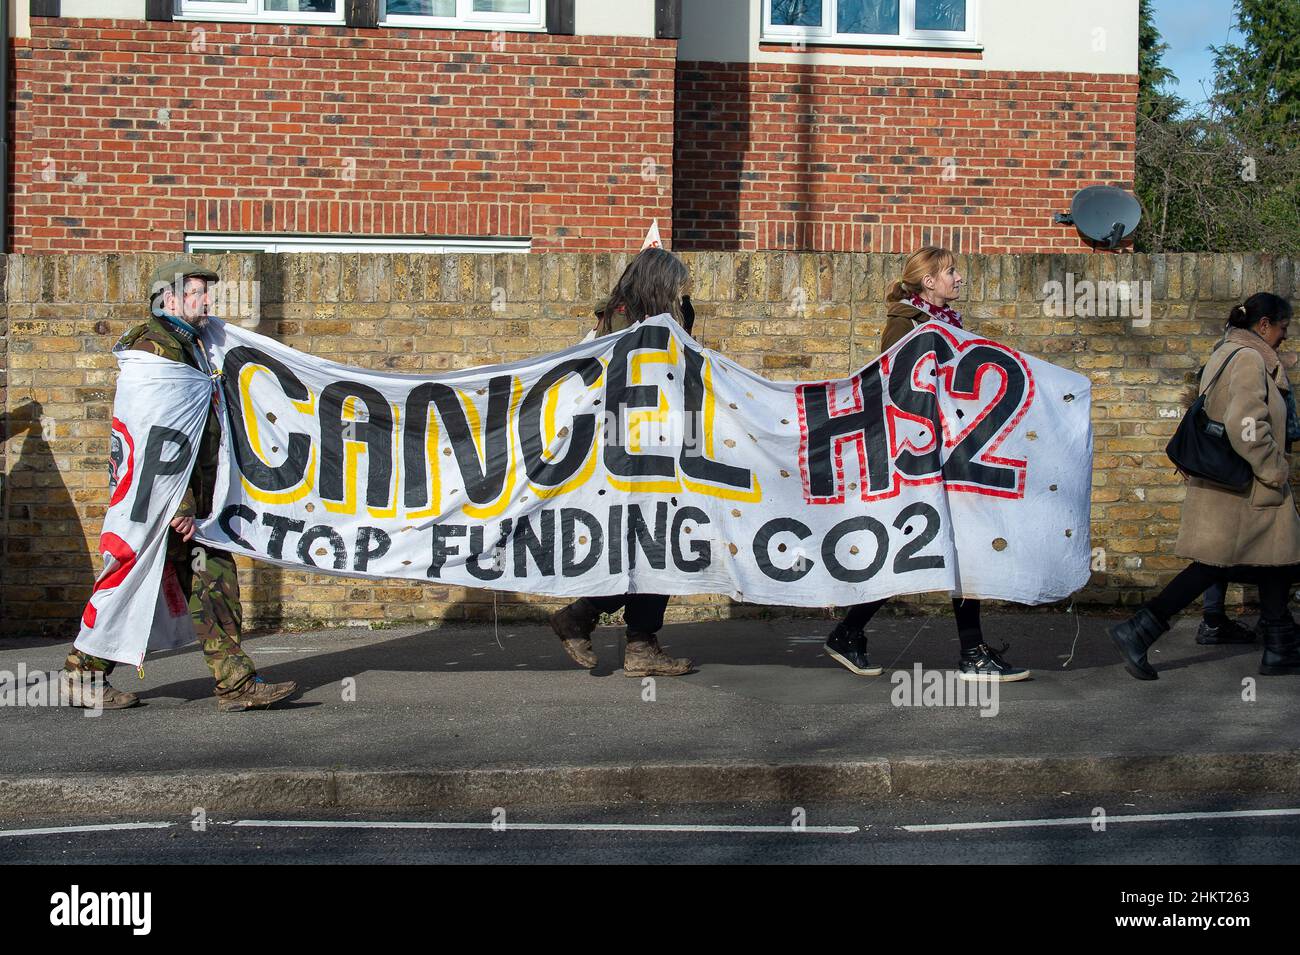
left=1, top=610, right=1298, bottom=815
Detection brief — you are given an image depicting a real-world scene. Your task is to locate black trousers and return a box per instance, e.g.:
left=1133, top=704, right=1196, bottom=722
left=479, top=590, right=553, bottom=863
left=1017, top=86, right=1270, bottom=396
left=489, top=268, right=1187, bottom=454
left=1148, top=562, right=1294, bottom=625
left=842, top=597, right=984, bottom=651
left=587, top=594, right=670, bottom=634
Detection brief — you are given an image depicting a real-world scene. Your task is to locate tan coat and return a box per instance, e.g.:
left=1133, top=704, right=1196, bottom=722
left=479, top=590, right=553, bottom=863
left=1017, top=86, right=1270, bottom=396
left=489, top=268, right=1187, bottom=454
left=881, top=298, right=929, bottom=352
left=1174, top=327, right=1300, bottom=568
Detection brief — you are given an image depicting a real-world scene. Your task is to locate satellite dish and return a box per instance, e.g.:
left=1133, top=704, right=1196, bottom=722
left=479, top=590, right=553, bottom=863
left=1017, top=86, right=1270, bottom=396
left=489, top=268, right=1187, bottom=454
left=1052, top=186, right=1142, bottom=249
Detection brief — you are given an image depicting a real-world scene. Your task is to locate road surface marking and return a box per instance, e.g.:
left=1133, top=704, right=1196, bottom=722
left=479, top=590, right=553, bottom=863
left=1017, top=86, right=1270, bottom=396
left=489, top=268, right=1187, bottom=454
left=231, top=819, right=859, bottom=834
left=902, top=807, right=1300, bottom=832
left=0, top=822, right=175, bottom=838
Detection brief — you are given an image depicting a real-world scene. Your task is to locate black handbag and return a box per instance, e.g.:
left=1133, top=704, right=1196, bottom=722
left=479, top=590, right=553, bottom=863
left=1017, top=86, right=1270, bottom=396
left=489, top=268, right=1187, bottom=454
left=1165, top=347, right=1257, bottom=490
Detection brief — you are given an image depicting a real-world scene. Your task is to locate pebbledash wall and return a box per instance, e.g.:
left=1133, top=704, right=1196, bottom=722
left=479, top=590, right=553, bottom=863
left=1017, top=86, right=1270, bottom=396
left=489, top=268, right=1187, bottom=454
left=3, top=251, right=1298, bottom=637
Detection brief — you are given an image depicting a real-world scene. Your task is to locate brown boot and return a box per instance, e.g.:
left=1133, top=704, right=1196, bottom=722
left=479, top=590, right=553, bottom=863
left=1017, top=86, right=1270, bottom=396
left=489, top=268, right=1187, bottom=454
left=623, top=630, right=694, bottom=677
left=60, top=669, right=139, bottom=710
left=549, top=599, right=599, bottom=669
left=216, top=675, right=297, bottom=713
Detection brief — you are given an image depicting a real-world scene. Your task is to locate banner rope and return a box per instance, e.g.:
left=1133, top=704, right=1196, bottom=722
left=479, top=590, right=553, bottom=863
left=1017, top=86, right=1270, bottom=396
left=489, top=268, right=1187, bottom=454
left=1061, top=598, right=1081, bottom=669
left=492, top=590, right=503, bottom=651
left=884, top=616, right=931, bottom=672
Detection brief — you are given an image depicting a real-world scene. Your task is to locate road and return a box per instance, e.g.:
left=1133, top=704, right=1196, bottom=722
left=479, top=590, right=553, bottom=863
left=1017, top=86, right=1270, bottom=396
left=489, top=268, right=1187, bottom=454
left=3, top=790, right=1296, bottom=864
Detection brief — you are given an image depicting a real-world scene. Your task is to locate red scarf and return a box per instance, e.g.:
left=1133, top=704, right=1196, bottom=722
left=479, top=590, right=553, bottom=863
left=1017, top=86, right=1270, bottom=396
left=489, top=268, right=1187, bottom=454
left=907, top=293, right=963, bottom=330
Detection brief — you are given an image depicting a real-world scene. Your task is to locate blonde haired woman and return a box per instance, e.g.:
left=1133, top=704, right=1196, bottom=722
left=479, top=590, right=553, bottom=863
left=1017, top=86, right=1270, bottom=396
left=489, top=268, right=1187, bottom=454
left=824, top=246, right=1030, bottom=682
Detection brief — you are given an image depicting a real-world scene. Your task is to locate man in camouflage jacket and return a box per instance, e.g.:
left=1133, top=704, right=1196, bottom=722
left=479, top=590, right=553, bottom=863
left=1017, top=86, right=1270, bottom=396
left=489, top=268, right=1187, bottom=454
left=62, top=259, right=297, bottom=713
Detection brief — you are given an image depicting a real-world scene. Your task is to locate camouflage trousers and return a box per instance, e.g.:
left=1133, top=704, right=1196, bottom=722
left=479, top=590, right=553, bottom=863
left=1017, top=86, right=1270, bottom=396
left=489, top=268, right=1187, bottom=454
left=65, top=539, right=257, bottom=696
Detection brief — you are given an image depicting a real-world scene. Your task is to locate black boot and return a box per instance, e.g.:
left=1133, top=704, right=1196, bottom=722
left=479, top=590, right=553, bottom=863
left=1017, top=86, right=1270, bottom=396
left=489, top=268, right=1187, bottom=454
left=958, top=642, right=1029, bottom=682
left=824, top=623, right=882, bottom=676
left=1196, top=615, right=1257, bottom=645
left=1259, top=618, right=1300, bottom=675
left=1109, top=607, right=1168, bottom=680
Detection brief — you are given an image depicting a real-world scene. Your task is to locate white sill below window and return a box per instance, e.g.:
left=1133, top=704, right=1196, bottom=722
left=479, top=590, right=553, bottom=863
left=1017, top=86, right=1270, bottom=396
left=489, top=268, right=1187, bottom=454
left=184, top=235, right=533, bottom=254
left=380, top=22, right=547, bottom=31
left=174, top=15, right=348, bottom=26
left=173, top=15, right=547, bottom=32
left=760, top=36, right=982, bottom=51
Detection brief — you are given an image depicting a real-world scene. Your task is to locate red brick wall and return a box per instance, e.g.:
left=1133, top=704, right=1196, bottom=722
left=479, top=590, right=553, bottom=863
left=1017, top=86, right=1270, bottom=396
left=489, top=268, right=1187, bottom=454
left=10, top=19, right=677, bottom=252
left=673, top=63, right=1138, bottom=254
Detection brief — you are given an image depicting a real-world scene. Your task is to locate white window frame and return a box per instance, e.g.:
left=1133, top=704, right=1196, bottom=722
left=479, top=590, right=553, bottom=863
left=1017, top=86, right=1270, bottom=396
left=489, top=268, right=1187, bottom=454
left=184, top=234, right=532, bottom=254
left=762, top=0, right=979, bottom=50
left=381, top=0, right=546, bottom=32
left=177, top=0, right=346, bottom=26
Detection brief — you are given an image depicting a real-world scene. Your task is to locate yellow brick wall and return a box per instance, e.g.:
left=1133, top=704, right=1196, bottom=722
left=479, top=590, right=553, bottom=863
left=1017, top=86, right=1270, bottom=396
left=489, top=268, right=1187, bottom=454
left=2, top=252, right=1297, bottom=636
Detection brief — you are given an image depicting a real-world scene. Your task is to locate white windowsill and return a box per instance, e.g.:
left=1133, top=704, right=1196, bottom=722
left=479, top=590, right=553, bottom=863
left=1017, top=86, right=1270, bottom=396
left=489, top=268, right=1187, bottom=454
left=380, top=20, right=547, bottom=32
left=173, top=15, right=546, bottom=32
left=185, top=234, right=533, bottom=254
left=760, top=35, right=982, bottom=51
left=175, top=15, right=348, bottom=26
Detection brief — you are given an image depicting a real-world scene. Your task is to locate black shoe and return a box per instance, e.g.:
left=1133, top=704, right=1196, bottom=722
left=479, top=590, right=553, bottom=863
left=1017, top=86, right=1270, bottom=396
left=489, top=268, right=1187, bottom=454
left=1196, top=617, right=1257, bottom=645
left=1109, top=607, right=1168, bottom=680
left=958, top=642, right=1030, bottom=682
left=1259, top=618, right=1300, bottom=675
left=824, top=624, right=882, bottom=676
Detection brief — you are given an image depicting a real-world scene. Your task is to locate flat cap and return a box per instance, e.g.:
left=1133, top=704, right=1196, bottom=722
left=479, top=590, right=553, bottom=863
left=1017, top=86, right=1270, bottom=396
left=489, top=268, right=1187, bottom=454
left=149, top=257, right=219, bottom=296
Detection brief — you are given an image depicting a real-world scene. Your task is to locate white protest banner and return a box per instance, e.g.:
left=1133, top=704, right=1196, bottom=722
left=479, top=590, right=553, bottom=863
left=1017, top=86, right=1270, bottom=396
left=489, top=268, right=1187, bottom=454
left=74, top=352, right=214, bottom=667
left=180, top=315, right=1092, bottom=609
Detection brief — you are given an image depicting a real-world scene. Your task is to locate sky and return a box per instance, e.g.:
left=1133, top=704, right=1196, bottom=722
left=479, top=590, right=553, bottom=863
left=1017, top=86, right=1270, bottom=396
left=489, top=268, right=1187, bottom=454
left=1150, top=0, right=1242, bottom=113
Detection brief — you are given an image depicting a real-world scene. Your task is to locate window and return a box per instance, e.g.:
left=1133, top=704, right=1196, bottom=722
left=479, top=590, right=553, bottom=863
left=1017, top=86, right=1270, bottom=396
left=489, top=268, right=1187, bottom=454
left=177, top=1, right=345, bottom=25
left=381, top=0, right=546, bottom=31
left=184, top=234, right=532, bottom=253
left=762, top=0, right=978, bottom=49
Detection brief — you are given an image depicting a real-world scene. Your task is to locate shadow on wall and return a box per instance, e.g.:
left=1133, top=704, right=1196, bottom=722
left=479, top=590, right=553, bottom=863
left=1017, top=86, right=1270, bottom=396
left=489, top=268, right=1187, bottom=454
left=0, top=399, right=94, bottom=637
left=673, top=1, right=754, bottom=250
left=239, top=252, right=291, bottom=631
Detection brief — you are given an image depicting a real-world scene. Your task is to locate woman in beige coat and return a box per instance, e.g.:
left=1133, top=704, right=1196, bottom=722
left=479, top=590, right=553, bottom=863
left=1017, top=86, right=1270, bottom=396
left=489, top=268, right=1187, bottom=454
left=1111, top=292, right=1300, bottom=678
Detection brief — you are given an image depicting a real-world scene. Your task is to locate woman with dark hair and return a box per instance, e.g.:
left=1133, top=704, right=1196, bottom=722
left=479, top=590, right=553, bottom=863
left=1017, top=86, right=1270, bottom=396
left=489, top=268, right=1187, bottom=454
left=549, top=248, right=696, bottom=677
left=1111, top=292, right=1300, bottom=678
left=824, top=246, right=1029, bottom=682
left=1195, top=326, right=1300, bottom=646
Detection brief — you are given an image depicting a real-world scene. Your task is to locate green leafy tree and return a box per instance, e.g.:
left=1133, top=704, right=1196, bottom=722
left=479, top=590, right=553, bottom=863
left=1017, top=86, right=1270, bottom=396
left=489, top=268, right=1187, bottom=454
left=1135, top=0, right=1300, bottom=252
left=1211, top=0, right=1300, bottom=147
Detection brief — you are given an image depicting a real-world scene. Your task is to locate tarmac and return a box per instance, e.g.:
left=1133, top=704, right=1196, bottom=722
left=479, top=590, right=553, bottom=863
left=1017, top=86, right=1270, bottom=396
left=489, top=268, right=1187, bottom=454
left=1, top=610, right=1297, bottom=814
